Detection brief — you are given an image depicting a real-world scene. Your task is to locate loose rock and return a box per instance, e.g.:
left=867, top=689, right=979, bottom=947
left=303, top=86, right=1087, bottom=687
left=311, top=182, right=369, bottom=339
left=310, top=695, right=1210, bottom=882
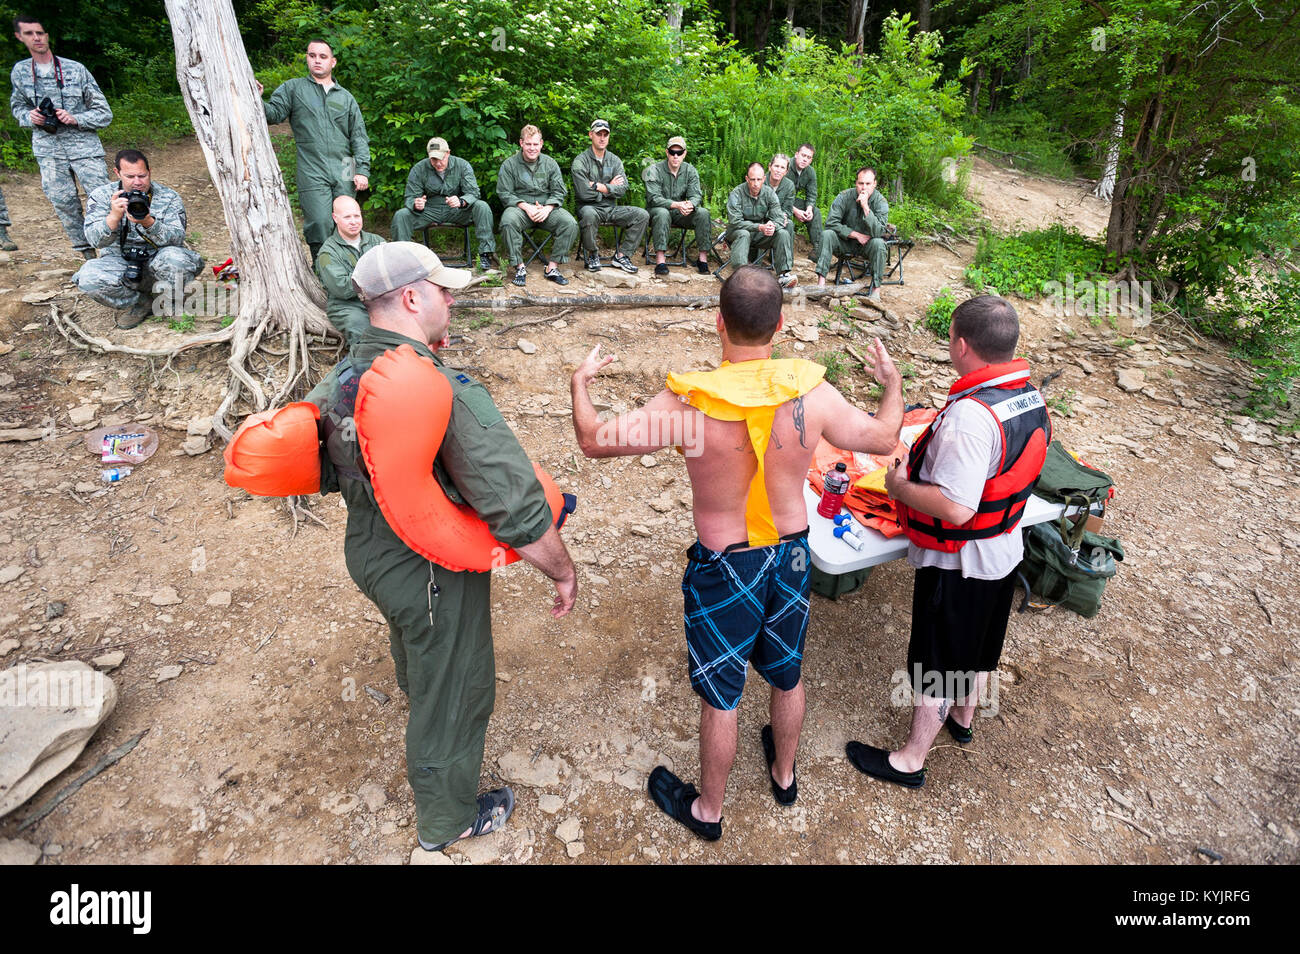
left=150, top=586, right=182, bottom=606
left=1116, top=368, right=1145, bottom=392
left=0, top=565, right=25, bottom=584
left=154, top=664, right=183, bottom=683
left=516, top=338, right=537, bottom=355
left=92, top=651, right=125, bottom=671
left=497, top=750, right=569, bottom=788
left=206, top=591, right=232, bottom=607
left=555, top=816, right=583, bottom=844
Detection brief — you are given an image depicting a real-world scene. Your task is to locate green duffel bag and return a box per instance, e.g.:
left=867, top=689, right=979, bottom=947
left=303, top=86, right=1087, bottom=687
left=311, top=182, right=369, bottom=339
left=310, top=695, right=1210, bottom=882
left=1019, top=521, right=1124, bottom=619
left=810, top=564, right=872, bottom=600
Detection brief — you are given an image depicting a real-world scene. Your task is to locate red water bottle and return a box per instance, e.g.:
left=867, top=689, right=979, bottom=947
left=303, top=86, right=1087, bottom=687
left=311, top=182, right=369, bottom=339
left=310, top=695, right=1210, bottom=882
left=817, top=462, right=850, bottom=518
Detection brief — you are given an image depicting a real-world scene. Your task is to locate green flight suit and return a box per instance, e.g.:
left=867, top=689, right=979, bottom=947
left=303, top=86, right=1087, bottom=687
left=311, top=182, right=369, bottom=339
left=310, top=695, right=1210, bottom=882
left=390, top=155, right=495, bottom=253
left=307, top=326, right=553, bottom=847
left=314, top=229, right=386, bottom=349
left=816, top=187, right=889, bottom=284
left=571, top=147, right=649, bottom=257
left=643, top=159, right=712, bottom=255
left=789, top=161, right=822, bottom=250
left=496, top=151, right=578, bottom=265
left=724, top=182, right=792, bottom=273
left=767, top=173, right=795, bottom=236
left=263, top=77, right=370, bottom=251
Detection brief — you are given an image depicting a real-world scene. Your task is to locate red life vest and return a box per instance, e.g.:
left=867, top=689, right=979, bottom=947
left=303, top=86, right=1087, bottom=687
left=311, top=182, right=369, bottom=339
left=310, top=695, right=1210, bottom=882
left=897, top=359, right=1051, bottom=553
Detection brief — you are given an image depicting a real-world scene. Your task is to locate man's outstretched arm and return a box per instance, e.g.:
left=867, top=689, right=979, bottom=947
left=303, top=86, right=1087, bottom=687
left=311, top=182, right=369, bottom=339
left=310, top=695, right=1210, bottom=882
left=820, top=337, right=904, bottom=454
left=571, top=345, right=683, bottom=458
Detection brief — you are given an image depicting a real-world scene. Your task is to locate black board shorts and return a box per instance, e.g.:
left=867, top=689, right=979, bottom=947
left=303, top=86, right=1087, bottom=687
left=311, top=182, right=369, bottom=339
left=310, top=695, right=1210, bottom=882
left=906, top=565, right=1016, bottom=701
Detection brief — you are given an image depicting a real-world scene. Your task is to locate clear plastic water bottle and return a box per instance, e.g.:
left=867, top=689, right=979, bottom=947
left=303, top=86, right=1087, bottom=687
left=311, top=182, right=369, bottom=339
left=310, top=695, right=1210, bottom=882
left=101, top=466, right=133, bottom=482
left=817, top=462, right=850, bottom=518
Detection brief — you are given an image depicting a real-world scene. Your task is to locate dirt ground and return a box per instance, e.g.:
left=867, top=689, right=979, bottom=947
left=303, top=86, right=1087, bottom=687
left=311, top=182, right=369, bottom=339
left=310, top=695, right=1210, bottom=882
left=0, top=144, right=1297, bottom=865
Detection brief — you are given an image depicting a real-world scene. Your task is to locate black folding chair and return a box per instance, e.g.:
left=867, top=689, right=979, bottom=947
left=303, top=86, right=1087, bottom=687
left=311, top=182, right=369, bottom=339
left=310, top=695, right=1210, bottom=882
left=419, top=224, right=473, bottom=268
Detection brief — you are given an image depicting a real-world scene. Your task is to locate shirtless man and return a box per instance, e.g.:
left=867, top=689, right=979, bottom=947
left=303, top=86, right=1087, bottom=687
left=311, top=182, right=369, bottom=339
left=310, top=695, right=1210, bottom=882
left=571, top=265, right=903, bottom=840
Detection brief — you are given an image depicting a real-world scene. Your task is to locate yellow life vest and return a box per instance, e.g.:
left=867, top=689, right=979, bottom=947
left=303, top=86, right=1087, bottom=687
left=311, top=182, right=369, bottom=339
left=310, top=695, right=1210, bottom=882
left=666, top=358, right=826, bottom=547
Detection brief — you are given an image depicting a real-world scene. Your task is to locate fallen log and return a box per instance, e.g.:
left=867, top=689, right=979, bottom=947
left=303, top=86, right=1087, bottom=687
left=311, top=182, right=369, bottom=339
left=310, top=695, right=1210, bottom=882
left=454, top=282, right=869, bottom=311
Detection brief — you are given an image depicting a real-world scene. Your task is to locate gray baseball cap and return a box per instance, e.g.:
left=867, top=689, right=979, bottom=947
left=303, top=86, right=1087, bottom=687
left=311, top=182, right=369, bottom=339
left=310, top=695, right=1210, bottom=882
left=351, top=242, right=472, bottom=302
left=590, top=119, right=611, bottom=132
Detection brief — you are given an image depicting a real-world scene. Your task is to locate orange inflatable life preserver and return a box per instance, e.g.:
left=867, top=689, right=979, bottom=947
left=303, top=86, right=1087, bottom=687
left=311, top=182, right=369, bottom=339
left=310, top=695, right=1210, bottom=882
left=355, top=345, right=568, bottom=573
left=223, top=345, right=571, bottom=573
left=223, top=402, right=322, bottom=496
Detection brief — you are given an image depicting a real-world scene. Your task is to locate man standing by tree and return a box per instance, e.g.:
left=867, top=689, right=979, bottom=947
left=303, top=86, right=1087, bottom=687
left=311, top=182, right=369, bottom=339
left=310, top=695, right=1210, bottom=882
left=259, top=39, right=369, bottom=266
left=789, top=143, right=821, bottom=257
left=390, top=136, right=496, bottom=271
left=315, top=195, right=385, bottom=350
left=814, top=166, right=889, bottom=302
left=644, top=136, right=712, bottom=276
left=497, top=124, right=576, bottom=287
left=571, top=119, right=646, bottom=274
left=571, top=266, right=902, bottom=840
left=9, top=16, right=111, bottom=259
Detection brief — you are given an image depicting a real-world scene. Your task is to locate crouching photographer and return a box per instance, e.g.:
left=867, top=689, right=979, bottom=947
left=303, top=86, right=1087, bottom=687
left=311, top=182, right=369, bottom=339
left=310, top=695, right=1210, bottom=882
left=73, top=149, right=203, bottom=329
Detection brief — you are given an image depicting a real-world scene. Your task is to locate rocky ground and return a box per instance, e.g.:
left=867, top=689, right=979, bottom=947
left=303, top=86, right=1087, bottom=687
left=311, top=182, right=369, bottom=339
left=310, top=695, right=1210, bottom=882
left=0, top=145, right=1296, bottom=865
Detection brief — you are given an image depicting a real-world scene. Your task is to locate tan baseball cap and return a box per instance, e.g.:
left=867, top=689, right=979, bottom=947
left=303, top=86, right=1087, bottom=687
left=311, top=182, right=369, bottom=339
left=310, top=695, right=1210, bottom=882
left=666, top=136, right=687, bottom=152
left=352, top=242, right=471, bottom=302
left=426, top=137, right=450, bottom=160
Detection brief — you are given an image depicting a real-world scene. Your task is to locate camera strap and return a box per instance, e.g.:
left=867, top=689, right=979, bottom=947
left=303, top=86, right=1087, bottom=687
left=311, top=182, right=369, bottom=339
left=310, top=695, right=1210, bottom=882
left=30, top=55, right=64, bottom=110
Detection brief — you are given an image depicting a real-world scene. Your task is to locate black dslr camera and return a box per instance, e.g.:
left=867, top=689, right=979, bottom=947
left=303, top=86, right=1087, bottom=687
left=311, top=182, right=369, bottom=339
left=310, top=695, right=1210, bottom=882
left=120, top=245, right=150, bottom=285
left=37, top=96, right=60, bottom=132
left=123, top=190, right=151, bottom=220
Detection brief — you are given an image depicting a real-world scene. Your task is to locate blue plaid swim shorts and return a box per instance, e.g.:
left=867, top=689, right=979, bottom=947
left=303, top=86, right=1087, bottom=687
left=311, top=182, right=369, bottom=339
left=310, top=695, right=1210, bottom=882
left=681, top=532, right=811, bottom=711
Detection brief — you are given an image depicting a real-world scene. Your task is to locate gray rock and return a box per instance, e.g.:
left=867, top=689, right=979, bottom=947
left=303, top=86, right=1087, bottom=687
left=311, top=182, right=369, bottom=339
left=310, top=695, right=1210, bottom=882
left=154, top=664, right=183, bottom=683
left=409, top=845, right=457, bottom=865
left=1116, top=368, right=1145, bottom=392
left=555, top=816, right=583, bottom=844
left=537, top=793, right=564, bottom=815
left=151, top=586, right=182, bottom=606
left=497, top=750, right=569, bottom=788
left=0, top=838, right=42, bottom=864
left=45, top=601, right=66, bottom=620
left=181, top=435, right=210, bottom=456
left=0, top=662, right=118, bottom=818
left=0, top=565, right=24, bottom=584
left=516, top=338, right=537, bottom=355
left=640, top=455, right=658, bottom=468
left=0, top=638, right=19, bottom=657
left=566, top=841, right=586, bottom=858
left=206, top=591, right=232, bottom=608
left=1212, top=455, right=1236, bottom=470
left=1106, top=786, right=1135, bottom=811
left=92, top=651, right=125, bottom=671
left=594, top=270, right=639, bottom=289
left=358, top=782, right=387, bottom=812
left=68, top=404, right=99, bottom=426
left=186, top=416, right=213, bottom=437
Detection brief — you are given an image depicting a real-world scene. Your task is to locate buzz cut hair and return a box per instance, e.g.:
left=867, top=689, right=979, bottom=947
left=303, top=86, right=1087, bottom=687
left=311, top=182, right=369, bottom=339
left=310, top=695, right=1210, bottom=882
left=951, top=295, right=1019, bottom=363
left=746, top=161, right=766, bottom=176
left=719, top=266, right=783, bottom=346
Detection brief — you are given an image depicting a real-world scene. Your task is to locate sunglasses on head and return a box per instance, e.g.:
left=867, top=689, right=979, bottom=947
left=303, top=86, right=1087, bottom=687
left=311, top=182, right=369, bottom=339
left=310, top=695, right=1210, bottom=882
left=668, top=148, right=685, bottom=156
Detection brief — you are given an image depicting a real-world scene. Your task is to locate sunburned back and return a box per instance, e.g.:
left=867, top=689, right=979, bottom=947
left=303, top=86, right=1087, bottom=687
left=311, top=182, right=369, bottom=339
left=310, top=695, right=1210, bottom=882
left=682, top=383, right=837, bottom=552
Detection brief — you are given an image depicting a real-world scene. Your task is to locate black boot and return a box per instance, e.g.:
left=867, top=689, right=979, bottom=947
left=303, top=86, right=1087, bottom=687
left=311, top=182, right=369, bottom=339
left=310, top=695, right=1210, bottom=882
left=308, top=241, right=322, bottom=267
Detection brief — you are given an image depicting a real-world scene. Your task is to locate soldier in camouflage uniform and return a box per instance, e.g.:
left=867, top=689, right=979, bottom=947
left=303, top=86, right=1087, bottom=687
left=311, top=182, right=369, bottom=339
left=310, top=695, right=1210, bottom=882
left=9, top=17, right=111, bottom=257
left=73, top=150, right=203, bottom=329
left=390, top=137, right=495, bottom=270
left=724, top=162, right=795, bottom=288
left=259, top=39, right=369, bottom=265
left=643, top=136, right=712, bottom=275
left=0, top=186, right=16, bottom=250
left=315, top=195, right=385, bottom=350
left=815, top=166, right=889, bottom=302
left=306, top=242, right=577, bottom=854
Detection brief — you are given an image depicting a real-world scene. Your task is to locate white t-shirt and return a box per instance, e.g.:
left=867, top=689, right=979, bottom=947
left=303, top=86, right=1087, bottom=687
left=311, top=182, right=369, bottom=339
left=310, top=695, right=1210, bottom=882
left=35, top=60, right=54, bottom=78
left=907, top=398, right=1024, bottom=580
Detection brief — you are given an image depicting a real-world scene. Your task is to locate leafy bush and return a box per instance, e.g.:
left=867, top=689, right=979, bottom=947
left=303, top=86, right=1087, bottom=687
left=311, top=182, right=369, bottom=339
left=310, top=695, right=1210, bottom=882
left=815, top=350, right=848, bottom=384
left=962, top=105, right=1084, bottom=181
left=1202, top=269, right=1300, bottom=421
left=964, top=225, right=1107, bottom=298
left=924, top=286, right=957, bottom=338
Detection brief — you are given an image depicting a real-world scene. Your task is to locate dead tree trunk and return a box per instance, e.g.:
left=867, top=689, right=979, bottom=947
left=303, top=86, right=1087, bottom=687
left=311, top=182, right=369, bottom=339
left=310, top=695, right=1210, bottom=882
left=1092, top=109, right=1124, bottom=202
left=166, top=0, right=331, bottom=439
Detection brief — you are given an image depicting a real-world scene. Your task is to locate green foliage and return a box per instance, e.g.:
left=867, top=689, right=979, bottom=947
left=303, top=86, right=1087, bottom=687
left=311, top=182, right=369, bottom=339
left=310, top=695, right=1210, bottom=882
left=962, top=105, right=1083, bottom=181
left=924, top=286, right=957, bottom=338
left=815, top=349, right=847, bottom=384
left=167, top=313, right=197, bottom=333
left=1199, top=269, right=1300, bottom=420
left=1047, top=389, right=1076, bottom=418
left=465, top=310, right=496, bottom=329
left=964, top=225, right=1107, bottom=298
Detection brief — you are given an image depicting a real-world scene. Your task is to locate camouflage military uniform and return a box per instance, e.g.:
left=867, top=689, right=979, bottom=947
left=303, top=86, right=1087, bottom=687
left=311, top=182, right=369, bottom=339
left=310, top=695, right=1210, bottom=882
left=73, top=181, right=203, bottom=313
left=314, top=228, right=386, bottom=349
left=307, top=326, right=554, bottom=848
left=9, top=55, right=111, bottom=252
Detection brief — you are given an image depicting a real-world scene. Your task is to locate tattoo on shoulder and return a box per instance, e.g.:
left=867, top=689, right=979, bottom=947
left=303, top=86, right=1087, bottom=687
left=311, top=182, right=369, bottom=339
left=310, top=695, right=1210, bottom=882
left=791, top=397, right=808, bottom=448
